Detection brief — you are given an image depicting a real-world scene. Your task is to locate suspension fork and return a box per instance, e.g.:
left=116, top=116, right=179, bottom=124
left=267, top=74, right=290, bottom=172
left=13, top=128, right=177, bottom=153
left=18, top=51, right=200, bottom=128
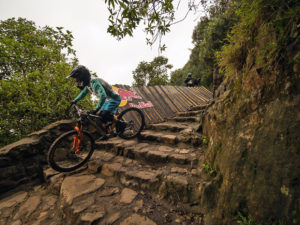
left=73, top=123, right=83, bottom=154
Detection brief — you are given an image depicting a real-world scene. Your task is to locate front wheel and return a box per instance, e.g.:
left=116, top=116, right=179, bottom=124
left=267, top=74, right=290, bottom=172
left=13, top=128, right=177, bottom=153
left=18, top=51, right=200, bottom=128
left=47, top=130, right=94, bottom=172
left=117, top=107, right=145, bottom=139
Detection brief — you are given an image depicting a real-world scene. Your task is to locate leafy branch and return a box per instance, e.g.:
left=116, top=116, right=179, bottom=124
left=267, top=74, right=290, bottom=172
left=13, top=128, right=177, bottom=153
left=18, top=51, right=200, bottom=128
left=104, top=0, right=200, bottom=52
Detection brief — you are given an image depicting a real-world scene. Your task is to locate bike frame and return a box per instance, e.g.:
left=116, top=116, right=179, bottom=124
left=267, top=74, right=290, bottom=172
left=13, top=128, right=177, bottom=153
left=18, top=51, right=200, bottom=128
left=73, top=125, right=83, bottom=154
left=72, top=104, right=116, bottom=137
left=48, top=104, right=144, bottom=172
left=71, top=105, right=109, bottom=153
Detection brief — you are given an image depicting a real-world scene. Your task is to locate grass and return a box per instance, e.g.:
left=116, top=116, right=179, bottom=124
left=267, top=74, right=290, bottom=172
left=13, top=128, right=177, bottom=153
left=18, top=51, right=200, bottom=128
left=202, top=163, right=216, bottom=176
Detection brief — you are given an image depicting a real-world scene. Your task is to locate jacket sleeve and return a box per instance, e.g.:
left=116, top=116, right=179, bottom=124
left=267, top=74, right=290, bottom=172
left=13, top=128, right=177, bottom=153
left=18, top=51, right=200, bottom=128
left=92, top=79, right=107, bottom=110
left=74, top=86, right=89, bottom=102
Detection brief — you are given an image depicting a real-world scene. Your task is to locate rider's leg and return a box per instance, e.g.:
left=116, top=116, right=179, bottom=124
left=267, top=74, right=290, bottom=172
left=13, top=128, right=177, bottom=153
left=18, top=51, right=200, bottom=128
left=100, top=96, right=121, bottom=116
left=99, top=96, right=123, bottom=134
left=116, top=120, right=127, bottom=133
left=99, top=110, right=114, bottom=123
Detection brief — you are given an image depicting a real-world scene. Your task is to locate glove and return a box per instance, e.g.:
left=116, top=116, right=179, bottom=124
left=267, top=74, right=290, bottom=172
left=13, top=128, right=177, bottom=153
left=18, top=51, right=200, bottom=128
left=70, top=100, right=76, bottom=106
left=88, top=109, right=99, bottom=115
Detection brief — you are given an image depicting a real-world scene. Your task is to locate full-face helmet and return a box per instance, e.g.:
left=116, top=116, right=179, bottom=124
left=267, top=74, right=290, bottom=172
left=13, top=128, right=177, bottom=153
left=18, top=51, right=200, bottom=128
left=67, top=65, right=91, bottom=88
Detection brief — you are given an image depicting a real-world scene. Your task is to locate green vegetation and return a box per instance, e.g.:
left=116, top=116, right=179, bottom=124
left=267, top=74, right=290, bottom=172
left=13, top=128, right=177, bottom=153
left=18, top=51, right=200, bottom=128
left=238, top=212, right=261, bottom=225
left=170, top=0, right=239, bottom=88
left=202, top=136, right=208, bottom=146
left=0, top=18, right=75, bottom=80
left=0, top=18, right=94, bottom=147
left=104, top=0, right=238, bottom=88
left=217, top=0, right=300, bottom=80
left=202, top=162, right=216, bottom=176
left=169, top=68, right=185, bottom=86
left=132, top=56, right=172, bottom=86
left=106, top=0, right=299, bottom=90
left=105, top=0, right=198, bottom=51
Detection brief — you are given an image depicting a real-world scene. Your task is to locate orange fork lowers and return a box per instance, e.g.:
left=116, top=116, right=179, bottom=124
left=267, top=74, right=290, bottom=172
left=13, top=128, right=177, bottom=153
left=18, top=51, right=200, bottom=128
left=73, top=125, right=83, bottom=154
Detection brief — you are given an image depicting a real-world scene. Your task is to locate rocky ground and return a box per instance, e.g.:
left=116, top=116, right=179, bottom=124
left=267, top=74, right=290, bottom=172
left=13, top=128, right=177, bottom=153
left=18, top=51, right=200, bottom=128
left=0, top=105, right=209, bottom=225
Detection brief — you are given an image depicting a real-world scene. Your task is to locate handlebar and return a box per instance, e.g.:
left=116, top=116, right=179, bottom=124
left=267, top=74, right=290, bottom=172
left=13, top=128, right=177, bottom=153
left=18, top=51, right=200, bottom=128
left=70, top=104, right=87, bottom=116
left=70, top=104, right=101, bottom=119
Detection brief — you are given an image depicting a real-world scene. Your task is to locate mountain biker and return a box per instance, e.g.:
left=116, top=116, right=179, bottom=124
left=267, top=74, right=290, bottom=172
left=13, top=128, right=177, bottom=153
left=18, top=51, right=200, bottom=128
left=67, top=65, right=121, bottom=125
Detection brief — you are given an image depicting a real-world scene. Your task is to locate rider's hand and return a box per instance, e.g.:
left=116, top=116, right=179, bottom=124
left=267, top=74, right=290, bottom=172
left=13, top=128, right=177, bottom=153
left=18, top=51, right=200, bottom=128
left=70, top=100, right=76, bottom=106
left=88, top=109, right=99, bottom=115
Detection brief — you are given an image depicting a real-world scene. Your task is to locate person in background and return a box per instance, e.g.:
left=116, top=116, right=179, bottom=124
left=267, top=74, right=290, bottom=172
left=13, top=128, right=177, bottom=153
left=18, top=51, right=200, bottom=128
left=184, top=72, right=195, bottom=87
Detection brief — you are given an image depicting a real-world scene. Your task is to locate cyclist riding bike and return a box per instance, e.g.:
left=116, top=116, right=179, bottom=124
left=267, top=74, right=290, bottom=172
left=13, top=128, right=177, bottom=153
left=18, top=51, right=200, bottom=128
left=67, top=65, right=125, bottom=137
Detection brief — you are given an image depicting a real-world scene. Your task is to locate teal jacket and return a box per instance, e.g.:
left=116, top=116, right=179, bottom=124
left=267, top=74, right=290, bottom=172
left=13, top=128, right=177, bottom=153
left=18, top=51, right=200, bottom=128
left=74, top=78, right=119, bottom=110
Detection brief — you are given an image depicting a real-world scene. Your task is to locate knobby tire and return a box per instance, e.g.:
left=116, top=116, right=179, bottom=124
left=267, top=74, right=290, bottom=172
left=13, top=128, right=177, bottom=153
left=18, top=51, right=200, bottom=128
left=117, top=107, right=145, bottom=139
left=47, top=130, right=94, bottom=172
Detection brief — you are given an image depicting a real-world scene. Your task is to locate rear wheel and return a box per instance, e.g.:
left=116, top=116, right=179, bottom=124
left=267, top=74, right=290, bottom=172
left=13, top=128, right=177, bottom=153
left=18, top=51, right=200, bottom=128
left=117, top=107, right=145, bottom=139
left=47, top=130, right=94, bottom=172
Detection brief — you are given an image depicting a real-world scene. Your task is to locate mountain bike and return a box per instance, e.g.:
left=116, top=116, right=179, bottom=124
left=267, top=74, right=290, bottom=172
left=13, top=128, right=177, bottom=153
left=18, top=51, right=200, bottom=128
left=47, top=104, right=145, bottom=172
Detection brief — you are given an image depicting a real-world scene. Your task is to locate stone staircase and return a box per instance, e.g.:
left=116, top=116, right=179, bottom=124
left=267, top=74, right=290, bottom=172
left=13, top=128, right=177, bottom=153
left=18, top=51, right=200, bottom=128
left=0, top=105, right=210, bottom=225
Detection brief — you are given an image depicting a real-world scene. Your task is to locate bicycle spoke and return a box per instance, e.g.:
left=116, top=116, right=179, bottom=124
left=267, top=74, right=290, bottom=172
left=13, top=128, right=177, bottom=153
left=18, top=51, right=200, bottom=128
left=117, top=108, right=145, bottom=139
left=48, top=130, right=94, bottom=172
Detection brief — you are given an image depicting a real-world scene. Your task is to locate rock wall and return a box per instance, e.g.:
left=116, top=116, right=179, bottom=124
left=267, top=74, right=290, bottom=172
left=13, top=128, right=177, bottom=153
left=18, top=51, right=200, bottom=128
left=199, top=61, right=300, bottom=224
left=0, top=120, right=75, bottom=193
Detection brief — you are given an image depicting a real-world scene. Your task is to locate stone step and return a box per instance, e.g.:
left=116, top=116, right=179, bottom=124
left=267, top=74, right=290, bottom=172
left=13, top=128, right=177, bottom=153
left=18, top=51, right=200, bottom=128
left=147, top=121, right=199, bottom=133
left=94, top=138, right=203, bottom=168
left=86, top=151, right=202, bottom=205
left=139, top=129, right=204, bottom=146
left=0, top=183, right=62, bottom=225
left=189, top=104, right=208, bottom=111
left=176, top=110, right=204, bottom=117
left=169, top=116, right=200, bottom=123
left=39, top=152, right=206, bottom=225
left=1, top=166, right=202, bottom=225
left=148, top=122, right=188, bottom=132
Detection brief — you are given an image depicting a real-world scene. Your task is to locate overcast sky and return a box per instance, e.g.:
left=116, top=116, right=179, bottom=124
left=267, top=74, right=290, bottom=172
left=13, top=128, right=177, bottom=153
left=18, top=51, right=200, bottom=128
left=0, top=0, right=203, bottom=85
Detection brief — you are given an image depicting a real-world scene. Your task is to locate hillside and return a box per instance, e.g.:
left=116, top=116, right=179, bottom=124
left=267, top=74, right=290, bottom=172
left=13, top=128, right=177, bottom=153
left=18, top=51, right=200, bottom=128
left=198, top=0, right=300, bottom=223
